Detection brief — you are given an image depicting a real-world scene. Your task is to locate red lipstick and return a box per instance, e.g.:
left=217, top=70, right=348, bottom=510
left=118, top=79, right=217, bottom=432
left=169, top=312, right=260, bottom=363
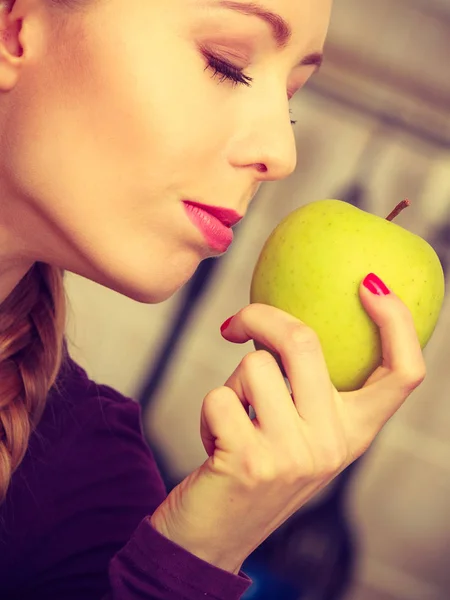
left=184, top=200, right=243, bottom=227
left=182, top=200, right=243, bottom=253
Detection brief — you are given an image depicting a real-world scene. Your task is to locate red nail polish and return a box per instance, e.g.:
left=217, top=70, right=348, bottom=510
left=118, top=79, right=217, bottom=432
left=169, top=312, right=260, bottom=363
left=363, top=273, right=390, bottom=296
left=220, top=316, right=234, bottom=333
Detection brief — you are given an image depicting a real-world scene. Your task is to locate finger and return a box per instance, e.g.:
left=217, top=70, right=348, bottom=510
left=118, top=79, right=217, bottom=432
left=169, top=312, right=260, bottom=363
left=221, top=304, right=335, bottom=424
left=201, top=386, right=255, bottom=456
left=345, top=275, right=427, bottom=440
left=223, top=350, right=300, bottom=437
left=359, top=275, right=426, bottom=375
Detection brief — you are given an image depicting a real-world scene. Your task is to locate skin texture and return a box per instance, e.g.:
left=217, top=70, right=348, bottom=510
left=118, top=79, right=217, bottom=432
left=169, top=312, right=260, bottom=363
left=0, top=0, right=332, bottom=304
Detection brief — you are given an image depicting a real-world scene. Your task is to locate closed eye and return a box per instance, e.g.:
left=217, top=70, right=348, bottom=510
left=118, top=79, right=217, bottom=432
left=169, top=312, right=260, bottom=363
left=201, top=49, right=298, bottom=125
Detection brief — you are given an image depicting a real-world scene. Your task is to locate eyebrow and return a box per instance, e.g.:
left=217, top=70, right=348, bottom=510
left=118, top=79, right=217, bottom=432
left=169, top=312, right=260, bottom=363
left=212, top=0, right=324, bottom=70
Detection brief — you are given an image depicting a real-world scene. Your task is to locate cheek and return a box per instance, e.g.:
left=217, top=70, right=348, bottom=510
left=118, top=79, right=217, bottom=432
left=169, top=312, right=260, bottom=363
left=49, top=2, right=235, bottom=189
left=6, top=7, right=232, bottom=234
left=74, top=8, right=231, bottom=169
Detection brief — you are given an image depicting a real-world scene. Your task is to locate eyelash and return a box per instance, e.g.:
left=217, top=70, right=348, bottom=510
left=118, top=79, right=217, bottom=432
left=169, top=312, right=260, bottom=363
left=203, top=52, right=297, bottom=126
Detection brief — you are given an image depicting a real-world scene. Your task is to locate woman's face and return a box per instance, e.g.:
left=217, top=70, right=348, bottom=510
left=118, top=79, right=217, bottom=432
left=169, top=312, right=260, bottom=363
left=0, top=0, right=332, bottom=302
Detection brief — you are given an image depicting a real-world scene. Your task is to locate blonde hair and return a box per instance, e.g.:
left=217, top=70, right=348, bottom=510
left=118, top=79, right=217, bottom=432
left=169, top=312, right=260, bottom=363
left=0, top=262, right=67, bottom=502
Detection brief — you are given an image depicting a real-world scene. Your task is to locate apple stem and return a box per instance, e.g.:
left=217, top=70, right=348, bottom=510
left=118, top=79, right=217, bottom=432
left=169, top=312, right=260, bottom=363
left=386, top=199, right=411, bottom=221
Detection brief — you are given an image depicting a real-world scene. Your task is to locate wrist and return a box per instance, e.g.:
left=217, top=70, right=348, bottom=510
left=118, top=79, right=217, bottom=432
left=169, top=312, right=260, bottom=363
left=149, top=513, right=245, bottom=575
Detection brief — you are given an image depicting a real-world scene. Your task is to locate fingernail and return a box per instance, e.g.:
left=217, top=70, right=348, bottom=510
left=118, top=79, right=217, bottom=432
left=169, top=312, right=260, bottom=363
left=363, top=273, right=390, bottom=296
left=220, top=316, right=234, bottom=333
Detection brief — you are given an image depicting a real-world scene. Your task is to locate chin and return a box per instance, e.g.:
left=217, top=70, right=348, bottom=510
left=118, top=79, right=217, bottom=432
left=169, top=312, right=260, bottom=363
left=101, top=271, right=193, bottom=304
left=64, top=234, right=205, bottom=304
left=79, top=255, right=200, bottom=305
left=120, top=282, right=183, bottom=305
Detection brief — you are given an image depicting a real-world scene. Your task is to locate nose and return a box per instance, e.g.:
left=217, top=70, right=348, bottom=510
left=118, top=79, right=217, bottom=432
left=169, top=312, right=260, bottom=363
left=229, top=106, right=298, bottom=182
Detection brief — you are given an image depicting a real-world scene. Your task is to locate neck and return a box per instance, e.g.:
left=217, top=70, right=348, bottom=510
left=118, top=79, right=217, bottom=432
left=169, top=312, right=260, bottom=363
left=0, top=217, right=34, bottom=304
left=0, top=189, right=35, bottom=306
left=0, top=257, right=34, bottom=306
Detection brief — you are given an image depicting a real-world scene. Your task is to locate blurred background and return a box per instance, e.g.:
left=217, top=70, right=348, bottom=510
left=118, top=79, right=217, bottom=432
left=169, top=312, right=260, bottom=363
left=63, top=0, right=450, bottom=598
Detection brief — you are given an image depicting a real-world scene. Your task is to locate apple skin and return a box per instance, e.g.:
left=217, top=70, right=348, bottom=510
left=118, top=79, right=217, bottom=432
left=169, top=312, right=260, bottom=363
left=250, top=199, right=446, bottom=392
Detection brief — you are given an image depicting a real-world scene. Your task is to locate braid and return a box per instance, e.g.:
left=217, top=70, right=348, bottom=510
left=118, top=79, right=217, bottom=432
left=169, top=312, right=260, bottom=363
left=0, top=262, right=67, bottom=503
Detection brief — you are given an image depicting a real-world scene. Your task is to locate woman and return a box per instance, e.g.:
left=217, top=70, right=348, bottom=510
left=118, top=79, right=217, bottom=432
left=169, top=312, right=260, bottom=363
left=0, top=0, right=427, bottom=598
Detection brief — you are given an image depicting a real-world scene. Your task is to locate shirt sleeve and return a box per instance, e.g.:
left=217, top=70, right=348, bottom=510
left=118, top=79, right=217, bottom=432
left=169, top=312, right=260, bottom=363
left=26, top=390, right=252, bottom=600
left=108, top=517, right=252, bottom=600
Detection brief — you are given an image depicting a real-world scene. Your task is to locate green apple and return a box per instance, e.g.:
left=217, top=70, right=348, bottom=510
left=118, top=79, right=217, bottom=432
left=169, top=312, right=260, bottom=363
left=250, top=199, right=445, bottom=392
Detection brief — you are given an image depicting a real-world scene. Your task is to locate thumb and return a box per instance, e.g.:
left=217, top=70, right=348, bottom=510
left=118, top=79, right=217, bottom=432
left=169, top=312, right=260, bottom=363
left=358, top=272, right=425, bottom=377
left=359, top=272, right=392, bottom=320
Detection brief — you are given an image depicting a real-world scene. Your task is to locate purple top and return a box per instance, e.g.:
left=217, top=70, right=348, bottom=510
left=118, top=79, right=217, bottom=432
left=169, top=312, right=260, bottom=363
left=0, top=355, right=252, bottom=599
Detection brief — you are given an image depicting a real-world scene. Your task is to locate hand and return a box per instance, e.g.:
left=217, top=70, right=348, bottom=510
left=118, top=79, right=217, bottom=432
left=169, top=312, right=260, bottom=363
left=150, top=277, right=426, bottom=574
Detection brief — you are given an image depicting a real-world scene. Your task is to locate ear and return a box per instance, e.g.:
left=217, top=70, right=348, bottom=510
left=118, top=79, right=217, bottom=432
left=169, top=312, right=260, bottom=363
left=0, top=0, right=24, bottom=91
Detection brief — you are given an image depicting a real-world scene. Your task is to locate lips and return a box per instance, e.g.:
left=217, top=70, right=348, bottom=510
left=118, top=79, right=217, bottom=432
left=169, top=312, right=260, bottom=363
left=182, top=200, right=243, bottom=253
left=182, top=200, right=243, bottom=228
